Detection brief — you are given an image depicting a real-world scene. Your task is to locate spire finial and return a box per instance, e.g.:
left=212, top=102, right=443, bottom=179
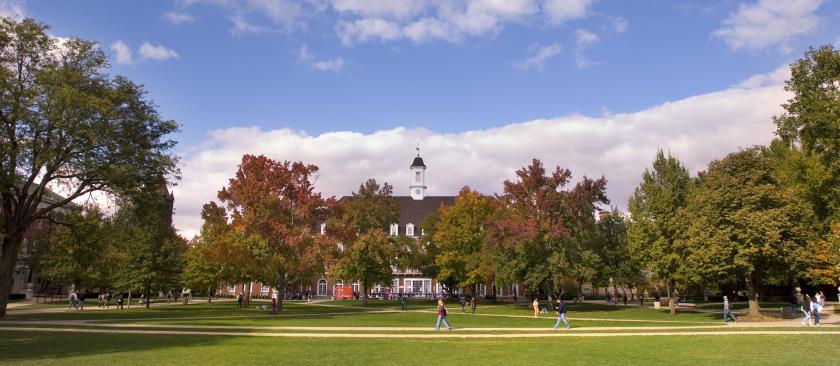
left=416, top=140, right=420, bottom=156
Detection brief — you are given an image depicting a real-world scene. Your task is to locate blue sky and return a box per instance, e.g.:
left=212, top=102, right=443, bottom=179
left=10, top=0, right=839, bottom=236
left=21, top=0, right=840, bottom=145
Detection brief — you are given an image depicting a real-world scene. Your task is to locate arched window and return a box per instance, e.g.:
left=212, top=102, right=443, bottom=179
left=320, top=223, right=326, bottom=235
left=389, top=223, right=399, bottom=236
left=406, top=223, right=415, bottom=237
left=317, top=279, right=327, bottom=296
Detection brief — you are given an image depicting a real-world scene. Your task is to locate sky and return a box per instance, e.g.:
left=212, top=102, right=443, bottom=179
left=7, top=0, right=840, bottom=237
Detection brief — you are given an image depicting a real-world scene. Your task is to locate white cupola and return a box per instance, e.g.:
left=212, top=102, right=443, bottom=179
left=410, top=146, right=427, bottom=200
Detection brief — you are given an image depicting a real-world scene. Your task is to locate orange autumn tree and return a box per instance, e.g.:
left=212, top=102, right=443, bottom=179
left=217, top=155, right=336, bottom=311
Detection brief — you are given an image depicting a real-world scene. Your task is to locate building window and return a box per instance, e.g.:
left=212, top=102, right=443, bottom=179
left=320, top=223, right=326, bottom=235
left=583, top=287, right=591, bottom=296
left=389, top=223, right=399, bottom=236
left=405, top=223, right=415, bottom=237
left=478, top=284, right=486, bottom=296
left=415, top=189, right=421, bottom=195
left=352, top=282, right=360, bottom=294
left=261, top=285, right=270, bottom=293
left=228, top=285, right=235, bottom=293
left=317, top=279, right=327, bottom=296
left=415, top=171, right=421, bottom=182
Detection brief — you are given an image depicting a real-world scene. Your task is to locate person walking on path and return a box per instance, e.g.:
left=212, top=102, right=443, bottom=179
left=471, top=296, right=477, bottom=314
left=801, top=294, right=812, bottom=326
left=818, top=291, right=826, bottom=308
left=434, top=299, right=453, bottom=330
left=723, top=296, right=737, bottom=323
left=622, top=294, right=627, bottom=308
left=459, top=295, right=466, bottom=313
left=553, top=299, right=570, bottom=329
left=78, top=291, right=85, bottom=310
left=116, top=294, right=124, bottom=310
left=237, top=293, right=243, bottom=309
left=532, top=298, right=540, bottom=318
left=271, top=297, right=278, bottom=316
left=69, top=291, right=78, bottom=310
left=812, top=293, right=822, bottom=326
left=400, top=294, right=407, bottom=311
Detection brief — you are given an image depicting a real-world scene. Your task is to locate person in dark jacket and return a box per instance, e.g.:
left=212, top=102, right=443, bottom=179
left=553, top=299, right=570, bottom=329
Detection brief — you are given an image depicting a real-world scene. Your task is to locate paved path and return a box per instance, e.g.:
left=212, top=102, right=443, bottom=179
left=0, top=326, right=838, bottom=338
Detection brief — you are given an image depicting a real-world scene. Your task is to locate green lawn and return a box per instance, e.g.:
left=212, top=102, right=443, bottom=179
left=0, top=330, right=835, bottom=366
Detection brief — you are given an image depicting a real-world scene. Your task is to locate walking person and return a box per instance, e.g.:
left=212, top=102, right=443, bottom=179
left=68, top=291, right=78, bottom=310
left=471, top=296, right=477, bottom=314
left=723, top=296, right=736, bottom=323
left=532, top=298, right=540, bottom=318
left=116, top=294, right=124, bottom=310
left=237, top=293, right=243, bottom=309
left=459, top=294, right=466, bottom=313
left=400, top=294, right=407, bottom=311
left=801, top=294, right=812, bottom=326
left=812, top=293, right=822, bottom=326
left=553, top=299, right=570, bottom=329
left=271, top=297, right=278, bottom=316
left=622, top=293, right=627, bottom=308
left=78, top=291, right=85, bottom=310
left=434, top=299, right=452, bottom=330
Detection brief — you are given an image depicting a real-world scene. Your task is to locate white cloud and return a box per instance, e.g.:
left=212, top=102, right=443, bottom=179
left=543, top=0, right=596, bottom=24
left=337, top=18, right=402, bottom=46
left=139, top=42, right=179, bottom=61
left=163, top=11, right=196, bottom=25
left=172, top=70, right=793, bottom=239
left=513, top=42, right=562, bottom=71
left=574, top=28, right=599, bottom=69
left=110, top=40, right=133, bottom=65
left=734, top=64, right=790, bottom=89
left=186, top=0, right=601, bottom=46
left=712, top=0, right=824, bottom=52
left=297, top=45, right=344, bottom=72
left=0, top=0, right=25, bottom=20
left=612, top=16, right=628, bottom=33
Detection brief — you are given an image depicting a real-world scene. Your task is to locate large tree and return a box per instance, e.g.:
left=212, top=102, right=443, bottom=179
left=774, top=45, right=840, bottom=220
left=182, top=203, right=240, bottom=302
left=331, top=178, right=398, bottom=304
left=112, top=190, right=185, bottom=309
left=594, top=208, right=638, bottom=303
left=432, top=186, right=496, bottom=297
left=0, top=19, right=178, bottom=317
left=681, top=147, right=817, bottom=316
left=627, top=150, right=692, bottom=314
left=216, top=154, right=335, bottom=311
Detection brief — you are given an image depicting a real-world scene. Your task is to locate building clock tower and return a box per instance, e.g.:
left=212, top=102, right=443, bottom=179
left=410, top=145, right=427, bottom=200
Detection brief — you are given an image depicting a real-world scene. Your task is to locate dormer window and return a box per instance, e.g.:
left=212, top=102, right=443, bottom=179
left=389, top=223, right=399, bottom=236
left=320, top=223, right=326, bottom=235
left=406, top=223, right=415, bottom=237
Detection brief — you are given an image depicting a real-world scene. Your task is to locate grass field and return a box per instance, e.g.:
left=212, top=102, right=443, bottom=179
left=1, top=299, right=836, bottom=365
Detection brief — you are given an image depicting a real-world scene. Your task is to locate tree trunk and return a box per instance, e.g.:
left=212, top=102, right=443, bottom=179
left=127, top=291, right=132, bottom=309
left=667, top=281, right=676, bottom=315
left=207, top=285, right=212, bottom=303
left=144, top=282, right=151, bottom=309
left=276, top=275, right=286, bottom=312
left=243, top=281, right=251, bottom=308
left=0, top=234, right=23, bottom=318
left=576, top=279, right=584, bottom=304
left=746, top=275, right=761, bottom=317
left=362, top=283, right=368, bottom=305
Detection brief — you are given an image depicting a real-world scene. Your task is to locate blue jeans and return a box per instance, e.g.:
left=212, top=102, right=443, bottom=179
left=435, top=315, right=451, bottom=330
left=723, top=309, right=736, bottom=322
left=813, top=307, right=820, bottom=325
left=553, top=313, right=570, bottom=329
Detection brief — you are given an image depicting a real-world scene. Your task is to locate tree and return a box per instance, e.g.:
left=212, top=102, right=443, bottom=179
left=216, top=155, right=335, bottom=312
left=35, top=205, right=112, bottom=291
left=594, top=208, right=638, bottom=303
left=562, top=176, right=609, bottom=303
left=0, top=19, right=179, bottom=317
left=681, top=147, right=817, bottom=317
left=333, top=230, right=396, bottom=304
left=775, top=45, right=840, bottom=220
left=433, top=186, right=497, bottom=297
left=487, top=159, right=607, bottom=303
left=331, top=178, right=399, bottom=304
left=182, top=203, right=239, bottom=302
left=627, top=150, right=692, bottom=314
left=112, top=190, right=185, bottom=309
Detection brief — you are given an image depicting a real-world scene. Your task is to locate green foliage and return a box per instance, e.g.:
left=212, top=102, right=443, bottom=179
left=332, top=231, right=396, bottom=301
left=0, top=18, right=179, bottom=317
left=774, top=45, right=840, bottom=220
left=35, top=206, right=114, bottom=289
left=680, top=148, right=818, bottom=313
left=341, top=179, right=398, bottom=233
left=111, top=192, right=185, bottom=300
left=627, top=150, right=692, bottom=287
left=432, top=186, right=496, bottom=292
left=594, top=208, right=639, bottom=290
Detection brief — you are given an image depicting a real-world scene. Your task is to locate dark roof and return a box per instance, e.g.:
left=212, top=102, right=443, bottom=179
left=395, top=196, right=454, bottom=233
left=410, top=156, right=426, bottom=168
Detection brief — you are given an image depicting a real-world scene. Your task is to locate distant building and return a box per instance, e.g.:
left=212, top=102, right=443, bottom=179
left=219, top=150, right=523, bottom=300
